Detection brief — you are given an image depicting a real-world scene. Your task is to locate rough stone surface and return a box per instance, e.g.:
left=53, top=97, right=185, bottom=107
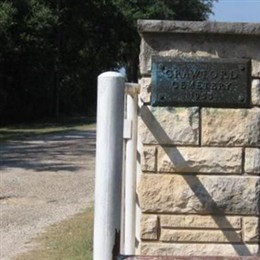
left=160, top=229, right=242, bottom=243
left=139, top=106, right=199, bottom=145
left=157, top=147, right=242, bottom=173
left=252, top=60, right=260, bottom=78
left=139, top=243, right=259, bottom=257
left=202, top=108, right=260, bottom=146
left=252, top=79, right=260, bottom=106
left=160, top=215, right=241, bottom=229
left=243, top=217, right=259, bottom=243
left=137, top=20, right=260, bottom=257
left=138, top=20, right=260, bottom=36
left=139, top=32, right=260, bottom=77
left=139, top=77, right=151, bottom=103
left=245, top=148, right=260, bottom=174
left=138, top=175, right=260, bottom=215
left=141, top=146, right=157, bottom=172
left=140, top=215, right=159, bottom=240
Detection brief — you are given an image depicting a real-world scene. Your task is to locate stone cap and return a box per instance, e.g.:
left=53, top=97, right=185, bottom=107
left=137, top=20, right=260, bottom=36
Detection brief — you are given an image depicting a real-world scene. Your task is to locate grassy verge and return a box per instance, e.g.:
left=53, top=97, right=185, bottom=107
left=16, top=207, right=94, bottom=260
left=0, top=117, right=96, bottom=142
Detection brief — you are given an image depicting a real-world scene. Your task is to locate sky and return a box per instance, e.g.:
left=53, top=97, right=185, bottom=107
left=209, top=0, right=260, bottom=23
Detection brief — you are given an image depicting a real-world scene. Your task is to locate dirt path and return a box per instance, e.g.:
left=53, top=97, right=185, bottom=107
left=0, top=130, right=96, bottom=260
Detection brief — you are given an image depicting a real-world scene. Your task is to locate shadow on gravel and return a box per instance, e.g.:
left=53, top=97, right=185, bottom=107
left=0, top=130, right=96, bottom=172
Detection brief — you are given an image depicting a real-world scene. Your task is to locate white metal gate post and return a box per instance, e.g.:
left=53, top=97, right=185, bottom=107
left=124, top=83, right=139, bottom=254
left=94, top=72, right=125, bottom=260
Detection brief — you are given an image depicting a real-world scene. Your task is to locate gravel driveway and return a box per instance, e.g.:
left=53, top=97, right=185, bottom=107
left=0, top=130, right=96, bottom=260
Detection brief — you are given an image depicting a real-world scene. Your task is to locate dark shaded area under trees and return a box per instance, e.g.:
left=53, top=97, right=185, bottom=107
left=0, top=0, right=216, bottom=123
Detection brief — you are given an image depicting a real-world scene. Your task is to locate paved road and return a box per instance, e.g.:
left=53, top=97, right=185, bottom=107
left=0, top=130, right=96, bottom=259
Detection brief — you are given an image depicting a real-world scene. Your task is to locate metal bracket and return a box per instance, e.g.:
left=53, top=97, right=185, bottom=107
left=123, top=119, right=132, bottom=140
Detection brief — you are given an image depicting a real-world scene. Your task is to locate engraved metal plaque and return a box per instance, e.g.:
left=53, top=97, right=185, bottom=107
left=151, top=57, right=251, bottom=108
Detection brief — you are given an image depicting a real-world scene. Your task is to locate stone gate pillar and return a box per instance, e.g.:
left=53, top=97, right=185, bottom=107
left=136, top=20, right=260, bottom=257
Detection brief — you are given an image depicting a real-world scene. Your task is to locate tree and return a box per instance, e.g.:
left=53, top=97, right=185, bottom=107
left=0, top=0, right=216, bottom=122
left=112, top=0, right=217, bottom=82
left=0, top=0, right=59, bottom=120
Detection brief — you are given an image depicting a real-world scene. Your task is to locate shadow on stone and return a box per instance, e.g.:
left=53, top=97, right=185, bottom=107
left=140, top=105, right=256, bottom=256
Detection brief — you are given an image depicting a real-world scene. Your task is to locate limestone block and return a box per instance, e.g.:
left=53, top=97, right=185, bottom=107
left=252, top=60, right=260, bottom=78
left=160, top=215, right=241, bottom=229
left=160, top=229, right=242, bottom=243
left=140, top=242, right=259, bottom=256
left=245, top=148, right=260, bottom=174
left=158, top=147, right=242, bottom=173
left=141, top=146, right=157, bottom=172
left=140, top=77, right=151, bottom=103
left=139, top=106, right=199, bottom=145
left=139, top=37, right=218, bottom=76
left=202, top=108, right=260, bottom=146
left=139, top=30, right=260, bottom=77
left=252, top=79, right=260, bottom=106
left=140, top=215, right=158, bottom=240
left=243, top=217, right=259, bottom=243
left=138, top=174, right=260, bottom=215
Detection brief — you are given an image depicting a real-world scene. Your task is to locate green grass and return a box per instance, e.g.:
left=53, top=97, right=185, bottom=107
left=0, top=117, right=96, bottom=142
left=16, top=207, right=94, bottom=260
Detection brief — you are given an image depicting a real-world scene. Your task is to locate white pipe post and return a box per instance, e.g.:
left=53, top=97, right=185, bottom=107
left=124, top=84, right=139, bottom=254
left=94, top=72, right=125, bottom=260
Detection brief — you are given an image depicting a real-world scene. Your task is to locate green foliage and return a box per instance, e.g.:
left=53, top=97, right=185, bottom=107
left=0, top=2, right=15, bottom=34
left=26, top=1, right=58, bottom=36
left=0, top=0, right=216, bottom=122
